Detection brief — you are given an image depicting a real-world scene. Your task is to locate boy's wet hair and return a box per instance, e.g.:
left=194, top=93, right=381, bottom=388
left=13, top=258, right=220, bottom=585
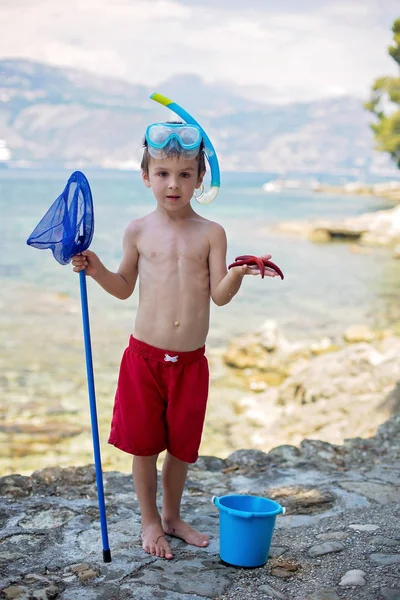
left=141, top=121, right=206, bottom=178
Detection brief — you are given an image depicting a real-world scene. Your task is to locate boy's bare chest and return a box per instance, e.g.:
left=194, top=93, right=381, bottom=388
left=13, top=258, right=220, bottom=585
left=139, top=228, right=209, bottom=264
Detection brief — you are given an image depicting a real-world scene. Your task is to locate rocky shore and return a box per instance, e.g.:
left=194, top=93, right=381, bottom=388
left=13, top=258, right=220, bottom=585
left=275, top=202, right=400, bottom=257
left=315, top=182, right=400, bottom=203
left=0, top=409, right=399, bottom=600
left=220, top=321, right=400, bottom=449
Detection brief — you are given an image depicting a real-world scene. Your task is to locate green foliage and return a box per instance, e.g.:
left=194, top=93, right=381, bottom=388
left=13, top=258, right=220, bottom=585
left=365, top=18, right=400, bottom=168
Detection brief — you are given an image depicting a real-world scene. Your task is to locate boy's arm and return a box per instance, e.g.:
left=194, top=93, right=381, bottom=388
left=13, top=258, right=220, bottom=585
left=94, top=222, right=139, bottom=299
left=73, top=222, right=139, bottom=300
left=208, top=223, right=245, bottom=306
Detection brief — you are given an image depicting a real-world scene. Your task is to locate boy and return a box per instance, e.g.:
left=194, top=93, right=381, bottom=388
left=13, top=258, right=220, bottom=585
left=72, top=122, right=278, bottom=560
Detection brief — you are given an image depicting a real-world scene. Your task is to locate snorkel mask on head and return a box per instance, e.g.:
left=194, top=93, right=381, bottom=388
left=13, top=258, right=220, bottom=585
left=145, top=122, right=203, bottom=160
left=150, top=92, right=220, bottom=204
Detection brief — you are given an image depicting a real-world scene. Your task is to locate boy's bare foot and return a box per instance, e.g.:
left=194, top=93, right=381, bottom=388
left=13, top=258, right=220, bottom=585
left=141, top=522, right=173, bottom=559
left=162, top=517, right=209, bottom=547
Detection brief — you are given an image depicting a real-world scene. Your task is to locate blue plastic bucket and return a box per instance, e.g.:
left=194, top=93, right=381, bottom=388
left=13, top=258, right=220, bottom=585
left=213, top=494, right=285, bottom=567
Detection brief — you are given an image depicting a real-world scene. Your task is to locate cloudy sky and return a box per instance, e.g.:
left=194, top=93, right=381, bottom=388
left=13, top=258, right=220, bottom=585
left=0, top=0, right=398, bottom=102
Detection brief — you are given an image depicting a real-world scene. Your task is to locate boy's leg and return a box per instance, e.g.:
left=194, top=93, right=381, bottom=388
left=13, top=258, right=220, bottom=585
left=133, top=455, right=173, bottom=559
left=161, top=452, right=209, bottom=547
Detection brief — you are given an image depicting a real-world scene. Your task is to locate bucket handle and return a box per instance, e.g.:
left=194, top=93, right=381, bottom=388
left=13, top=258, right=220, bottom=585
left=213, top=496, right=286, bottom=518
left=212, top=496, right=252, bottom=518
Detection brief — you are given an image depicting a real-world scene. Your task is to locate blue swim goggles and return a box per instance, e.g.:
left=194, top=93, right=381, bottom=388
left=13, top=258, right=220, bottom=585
left=145, top=122, right=202, bottom=160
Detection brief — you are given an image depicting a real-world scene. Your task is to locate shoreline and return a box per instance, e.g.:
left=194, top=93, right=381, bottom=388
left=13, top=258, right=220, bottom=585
left=315, top=180, right=400, bottom=202
left=275, top=202, right=400, bottom=254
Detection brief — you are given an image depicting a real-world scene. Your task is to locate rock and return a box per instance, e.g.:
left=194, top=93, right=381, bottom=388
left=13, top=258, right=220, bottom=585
left=267, top=445, right=301, bottom=464
left=268, top=547, right=288, bottom=558
left=257, top=320, right=293, bottom=353
left=70, top=563, right=90, bottom=573
left=266, top=485, right=335, bottom=515
left=258, top=583, right=287, bottom=598
left=0, top=475, right=32, bottom=498
left=339, top=569, right=366, bottom=586
left=343, top=325, right=375, bottom=343
left=191, top=456, right=226, bottom=472
left=315, top=532, right=348, bottom=541
left=278, top=202, right=400, bottom=248
left=225, top=449, right=270, bottom=468
left=349, top=523, right=379, bottom=532
left=0, top=411, right=400, bottom=600
left=308, top=541, right=345, bottom=557
left=77, top=569, right=98, bottom=581
left=367, top=536, right=400, bottom=547
left=1, top=587, right=25, bottom=599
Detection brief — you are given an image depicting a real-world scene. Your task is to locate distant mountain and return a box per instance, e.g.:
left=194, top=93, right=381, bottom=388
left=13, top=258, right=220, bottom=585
left=0, top=58, right=397, bottom=176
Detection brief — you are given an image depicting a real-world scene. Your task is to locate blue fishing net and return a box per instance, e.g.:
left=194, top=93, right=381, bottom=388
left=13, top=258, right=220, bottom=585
left=27, top=171, right=94, bottom=265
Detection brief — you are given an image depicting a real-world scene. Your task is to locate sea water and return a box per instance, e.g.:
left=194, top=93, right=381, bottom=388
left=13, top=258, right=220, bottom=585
left=1, top=169, right=399, bottom=473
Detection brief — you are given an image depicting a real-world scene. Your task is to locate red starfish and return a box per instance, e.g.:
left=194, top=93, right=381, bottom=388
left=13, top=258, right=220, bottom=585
left=228, top=254, right=284, bottom=280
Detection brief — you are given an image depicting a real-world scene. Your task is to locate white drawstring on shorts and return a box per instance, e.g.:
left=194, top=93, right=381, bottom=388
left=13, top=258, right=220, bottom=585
left=164, top=354, right=178, bottom=363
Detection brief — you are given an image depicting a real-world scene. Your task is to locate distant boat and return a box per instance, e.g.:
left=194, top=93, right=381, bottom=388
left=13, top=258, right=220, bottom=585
left=262, top=178, right=320, bottom=193
left=0, top=139, right=11, bottom=168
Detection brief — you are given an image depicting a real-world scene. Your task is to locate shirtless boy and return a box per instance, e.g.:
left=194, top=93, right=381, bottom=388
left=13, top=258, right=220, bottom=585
left=71, top=122, right=278, bottom=560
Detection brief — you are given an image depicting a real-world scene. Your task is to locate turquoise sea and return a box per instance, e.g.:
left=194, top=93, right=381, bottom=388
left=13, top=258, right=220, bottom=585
left=1, top=169, right=400, bottom=474
left=1, top=169, right=399, bottom=344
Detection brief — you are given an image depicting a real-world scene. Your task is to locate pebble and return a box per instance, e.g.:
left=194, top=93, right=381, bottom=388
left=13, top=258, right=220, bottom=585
left=70, top=562, right=90, bottom=573
left=348, top=523, right=379, bottom=532
left=315, top=532, right=348, bottom=541
left=308, top=541, right=345, bottom=557
left=268, top=546, right=288, bottom=558
left=258, top=583, right=287, bottom=599
left=367, top=536, right=400, bottom=547
left=77, top=569, right=98, bottom=581
left=2, top=588, right=25, bottom=600
left=339, top=569, right=366, bottom=586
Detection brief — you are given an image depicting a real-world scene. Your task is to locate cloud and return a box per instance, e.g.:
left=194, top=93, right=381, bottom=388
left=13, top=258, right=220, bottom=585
left=0, top=0, right=398, bottom=102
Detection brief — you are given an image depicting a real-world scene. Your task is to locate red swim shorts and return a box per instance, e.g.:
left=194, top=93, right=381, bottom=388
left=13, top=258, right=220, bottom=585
left=108, top=336, right=209, bottom=463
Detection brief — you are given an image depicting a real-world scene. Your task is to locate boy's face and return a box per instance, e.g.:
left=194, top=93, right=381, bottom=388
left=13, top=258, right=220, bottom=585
left=142, top=155, right=204, bottom=211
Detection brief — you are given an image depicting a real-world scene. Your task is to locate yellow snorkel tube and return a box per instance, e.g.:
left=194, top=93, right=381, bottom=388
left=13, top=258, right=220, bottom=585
left=150, top=92, right=220, bottom=204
